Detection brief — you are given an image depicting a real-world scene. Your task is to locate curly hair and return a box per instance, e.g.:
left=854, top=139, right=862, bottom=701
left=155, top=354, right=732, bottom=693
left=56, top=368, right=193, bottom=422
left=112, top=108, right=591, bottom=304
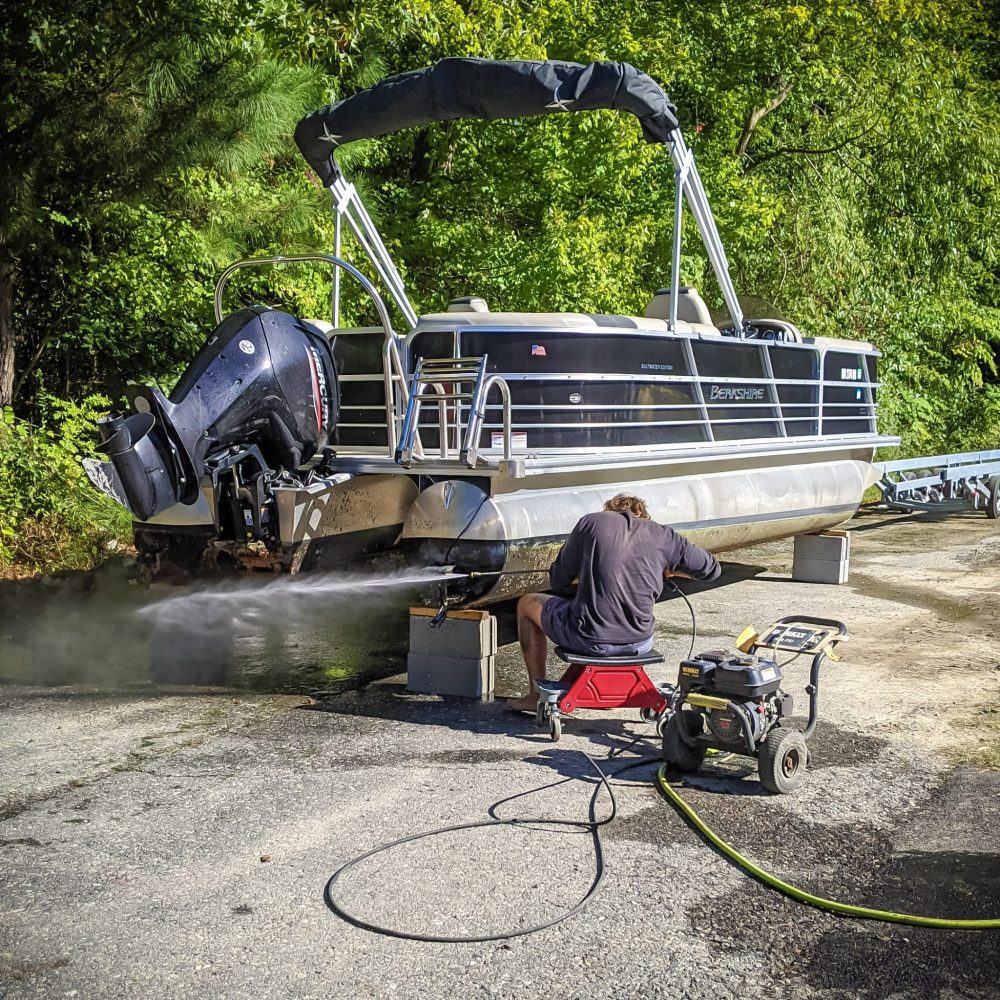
left=602, top=493, right=650, bottom=519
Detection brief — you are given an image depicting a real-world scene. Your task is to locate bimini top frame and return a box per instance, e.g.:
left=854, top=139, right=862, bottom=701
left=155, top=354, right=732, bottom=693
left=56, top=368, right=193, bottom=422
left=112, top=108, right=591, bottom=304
left=293, top=58, right=746, bottom=335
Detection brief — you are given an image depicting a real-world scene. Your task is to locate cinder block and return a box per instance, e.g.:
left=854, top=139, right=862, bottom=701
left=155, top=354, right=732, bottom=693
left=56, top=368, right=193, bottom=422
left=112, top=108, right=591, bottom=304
left=792, top=531, right=851, bottom=584
left=793, top=531, right=850, bottom=562
left=791, top=556, right=849, bottom=585
left=408, top=613, right=497, bottom=659
left=406, top=652, right=495, bottom=699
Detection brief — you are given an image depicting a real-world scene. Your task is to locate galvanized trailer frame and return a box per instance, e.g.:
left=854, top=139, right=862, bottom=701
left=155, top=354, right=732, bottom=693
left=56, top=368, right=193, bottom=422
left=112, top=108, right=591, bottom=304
left=874, top=450, right=1000, bottom=517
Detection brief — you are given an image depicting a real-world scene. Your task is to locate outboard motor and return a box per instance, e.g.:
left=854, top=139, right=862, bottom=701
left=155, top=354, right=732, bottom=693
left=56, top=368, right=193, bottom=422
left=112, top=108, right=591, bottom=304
left=90, top=307, right=339, bottom=524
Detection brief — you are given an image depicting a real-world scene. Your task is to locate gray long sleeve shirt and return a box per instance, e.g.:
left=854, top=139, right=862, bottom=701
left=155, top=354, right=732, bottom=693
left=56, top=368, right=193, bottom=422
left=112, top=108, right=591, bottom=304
left=549, top=510, right=721, bottom=646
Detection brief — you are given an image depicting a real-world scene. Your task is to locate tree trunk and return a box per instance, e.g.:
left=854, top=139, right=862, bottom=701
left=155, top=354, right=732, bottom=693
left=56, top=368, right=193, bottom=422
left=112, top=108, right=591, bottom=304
left=736, top=81, right=793, bottom=159
left=0, top=257, right=15, bottom=409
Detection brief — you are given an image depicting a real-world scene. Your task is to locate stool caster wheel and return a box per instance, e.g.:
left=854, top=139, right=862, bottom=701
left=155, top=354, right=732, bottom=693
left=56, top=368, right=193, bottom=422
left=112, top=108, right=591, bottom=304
left=639, top=707, right=658, bottom=724
left=535, top=701, right=546, bottom=727
left=548, top=714, right=562, bottom=742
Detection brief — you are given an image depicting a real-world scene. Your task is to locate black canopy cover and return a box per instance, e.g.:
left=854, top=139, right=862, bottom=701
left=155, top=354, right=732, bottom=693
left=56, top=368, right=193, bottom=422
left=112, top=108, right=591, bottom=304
left=295, top=58, right=678, bottom=184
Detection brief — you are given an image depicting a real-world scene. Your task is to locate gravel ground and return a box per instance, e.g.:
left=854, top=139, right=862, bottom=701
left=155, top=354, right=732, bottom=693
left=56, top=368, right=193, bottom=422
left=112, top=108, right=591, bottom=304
left=1, top=510, right=999, bottom=999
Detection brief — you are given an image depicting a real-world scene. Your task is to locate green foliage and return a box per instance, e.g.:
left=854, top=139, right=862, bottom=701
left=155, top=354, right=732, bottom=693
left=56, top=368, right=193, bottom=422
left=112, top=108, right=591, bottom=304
left=0, top=394, right=132, bottom=575
left=2, top=0, right=1000, bottom=572
left=1, top=0, right=326, bottom=408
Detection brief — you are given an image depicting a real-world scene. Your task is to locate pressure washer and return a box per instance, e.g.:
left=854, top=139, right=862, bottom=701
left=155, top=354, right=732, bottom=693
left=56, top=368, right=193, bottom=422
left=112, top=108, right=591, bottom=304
left=662, top=616, right=847, bottom=793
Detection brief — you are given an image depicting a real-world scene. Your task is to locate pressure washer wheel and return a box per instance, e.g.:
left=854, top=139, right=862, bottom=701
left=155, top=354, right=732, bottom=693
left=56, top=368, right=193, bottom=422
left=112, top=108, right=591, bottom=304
left=641, top=707, right=672, bottom=737
left=758, top=728, right=809, bottom=793
left=661, top=710, right=706, bottom=772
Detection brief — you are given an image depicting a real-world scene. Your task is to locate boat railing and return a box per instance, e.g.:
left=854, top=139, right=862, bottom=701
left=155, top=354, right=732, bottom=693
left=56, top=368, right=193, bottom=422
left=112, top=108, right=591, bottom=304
left=464, top=374, right=512, bottom=466
left=212, top=253, right=412, bottom=459
left=395, top=356, right=513, bottom=467
left=445, top=367, right=877, bottom=447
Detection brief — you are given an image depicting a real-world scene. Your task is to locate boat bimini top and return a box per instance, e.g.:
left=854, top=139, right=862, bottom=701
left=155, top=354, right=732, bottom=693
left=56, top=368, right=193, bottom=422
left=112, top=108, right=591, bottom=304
left=292, top=57, right=745, bottom=336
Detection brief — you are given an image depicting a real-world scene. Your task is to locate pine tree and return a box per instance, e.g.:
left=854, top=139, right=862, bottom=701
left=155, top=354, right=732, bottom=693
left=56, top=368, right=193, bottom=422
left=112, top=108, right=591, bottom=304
left=0, top=0, right=321, bottom=411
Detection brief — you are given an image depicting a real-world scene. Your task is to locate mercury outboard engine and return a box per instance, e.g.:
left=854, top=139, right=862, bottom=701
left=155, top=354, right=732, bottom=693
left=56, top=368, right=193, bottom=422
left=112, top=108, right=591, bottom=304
left=90, top=307, right=339, bottom=529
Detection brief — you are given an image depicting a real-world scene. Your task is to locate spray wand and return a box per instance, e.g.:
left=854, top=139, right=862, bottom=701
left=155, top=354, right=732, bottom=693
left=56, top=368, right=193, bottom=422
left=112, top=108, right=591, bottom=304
left=429, top=566, right=545, bottom=580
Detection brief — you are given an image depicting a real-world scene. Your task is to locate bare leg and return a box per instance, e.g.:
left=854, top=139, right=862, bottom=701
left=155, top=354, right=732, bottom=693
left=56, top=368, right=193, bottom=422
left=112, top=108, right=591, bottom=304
left=509, top=593, right=552, bottom=711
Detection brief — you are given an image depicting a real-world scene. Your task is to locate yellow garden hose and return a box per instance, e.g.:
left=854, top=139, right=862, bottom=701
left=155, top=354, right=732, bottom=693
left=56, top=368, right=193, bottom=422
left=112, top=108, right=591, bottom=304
left=656, top=766, right=1000, bottom=930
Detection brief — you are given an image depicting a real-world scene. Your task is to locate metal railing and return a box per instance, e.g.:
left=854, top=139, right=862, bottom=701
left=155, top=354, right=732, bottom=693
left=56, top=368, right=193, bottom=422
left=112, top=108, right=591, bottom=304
left=395, top=355, right=512, bottom=467
left=333, top=338, right=880, bottom=457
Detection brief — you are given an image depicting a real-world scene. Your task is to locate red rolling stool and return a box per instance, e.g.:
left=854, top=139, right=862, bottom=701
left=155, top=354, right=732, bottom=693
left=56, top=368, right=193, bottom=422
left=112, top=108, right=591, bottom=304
left=534, top=647, right=673, bottom=741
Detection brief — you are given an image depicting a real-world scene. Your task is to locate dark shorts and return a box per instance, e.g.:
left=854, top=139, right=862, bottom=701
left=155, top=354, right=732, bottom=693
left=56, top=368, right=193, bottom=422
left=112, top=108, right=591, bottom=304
left=540, top=596, right=654, bottom=657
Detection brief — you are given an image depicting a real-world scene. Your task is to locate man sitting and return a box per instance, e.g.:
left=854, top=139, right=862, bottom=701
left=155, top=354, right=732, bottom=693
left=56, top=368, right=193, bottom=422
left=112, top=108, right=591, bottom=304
left=508, top=493, right=721, bottom=712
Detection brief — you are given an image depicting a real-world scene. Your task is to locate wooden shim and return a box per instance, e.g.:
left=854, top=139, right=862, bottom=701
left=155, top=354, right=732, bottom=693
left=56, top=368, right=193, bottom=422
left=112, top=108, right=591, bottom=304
left=409, top=606, right=489, bottom=621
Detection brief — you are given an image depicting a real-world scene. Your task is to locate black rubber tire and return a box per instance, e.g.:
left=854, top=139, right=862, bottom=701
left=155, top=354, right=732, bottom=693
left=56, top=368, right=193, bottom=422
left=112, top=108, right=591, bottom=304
left=639, top=707, right=658, bottom=724
left=535, top=701, right=546, bottom=728
left=549, top=715, right=562, bottom=742
left=758, top=728, right=809, bottom=793
left=986, top=475, right=1000, bottom=520
left=661, top=710, right=706, bottom=772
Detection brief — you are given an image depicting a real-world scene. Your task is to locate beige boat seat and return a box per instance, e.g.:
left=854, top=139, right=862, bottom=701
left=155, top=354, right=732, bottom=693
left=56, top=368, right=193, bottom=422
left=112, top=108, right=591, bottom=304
left=644, top=287, right=714, bottom=326
left=447, top=296, right=490, bottom=313
left=414, top=310, right=718, bottom=336
left=303, top=318, right=335, bottom=338
left=415, top=290, right=722, bottom=337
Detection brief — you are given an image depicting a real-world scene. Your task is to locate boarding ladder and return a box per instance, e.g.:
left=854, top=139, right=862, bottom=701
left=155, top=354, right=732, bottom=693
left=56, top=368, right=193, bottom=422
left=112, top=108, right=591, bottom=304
left=395, top=355, right=512, bottom=468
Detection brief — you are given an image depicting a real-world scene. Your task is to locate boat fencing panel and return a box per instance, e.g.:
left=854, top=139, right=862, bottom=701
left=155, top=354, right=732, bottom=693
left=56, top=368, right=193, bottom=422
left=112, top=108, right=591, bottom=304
left=400, top=328, right=878, bottom=456
left=822, top=351, right=878, bottom=436
left=330, top=329, right=393, bottom=449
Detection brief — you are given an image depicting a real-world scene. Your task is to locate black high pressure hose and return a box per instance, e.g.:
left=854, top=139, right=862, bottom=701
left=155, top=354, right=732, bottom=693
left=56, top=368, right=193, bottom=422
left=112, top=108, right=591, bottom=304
left=324, top=581, right=697, bottom=942
left=324, top=744, right=658, bottom=943
left=666, top=579, right=698, bottom=659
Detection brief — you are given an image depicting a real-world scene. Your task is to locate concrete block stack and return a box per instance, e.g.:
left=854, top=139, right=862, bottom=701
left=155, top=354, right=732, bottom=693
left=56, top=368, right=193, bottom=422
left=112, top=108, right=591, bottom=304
left=406, top=608, right=497, bottom=699
left=792, top=530, right=851, bottom=585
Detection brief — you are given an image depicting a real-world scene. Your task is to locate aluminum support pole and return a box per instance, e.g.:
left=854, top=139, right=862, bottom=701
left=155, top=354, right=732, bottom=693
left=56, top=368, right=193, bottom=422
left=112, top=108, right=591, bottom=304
left=332, top=212, right=342, bottom=327
left=668, top=132, right=744, bottom=333
left=328, top=174, right=419, bottom=330
left=669, top=147, right=690, bottom=334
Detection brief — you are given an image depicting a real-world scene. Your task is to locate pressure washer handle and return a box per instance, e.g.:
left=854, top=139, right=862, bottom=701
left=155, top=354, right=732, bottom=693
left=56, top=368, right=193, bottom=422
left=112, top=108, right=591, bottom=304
left=802, top=650, right=826, bottom=740
left=769, top=614, right=847, bottom=638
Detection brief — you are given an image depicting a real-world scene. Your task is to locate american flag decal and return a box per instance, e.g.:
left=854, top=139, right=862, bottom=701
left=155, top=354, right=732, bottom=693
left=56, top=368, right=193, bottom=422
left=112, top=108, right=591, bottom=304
left=531, top=344, right=547, bottom=357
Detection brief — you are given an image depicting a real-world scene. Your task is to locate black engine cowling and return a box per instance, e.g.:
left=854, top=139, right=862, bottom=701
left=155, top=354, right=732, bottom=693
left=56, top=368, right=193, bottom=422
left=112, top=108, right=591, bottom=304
left=94, top=308, right=339, bottom=520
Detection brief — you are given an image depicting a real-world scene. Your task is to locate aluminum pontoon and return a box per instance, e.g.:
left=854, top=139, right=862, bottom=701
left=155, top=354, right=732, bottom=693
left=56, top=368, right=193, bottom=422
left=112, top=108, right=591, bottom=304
left=86, top=58, right=897, bottom=602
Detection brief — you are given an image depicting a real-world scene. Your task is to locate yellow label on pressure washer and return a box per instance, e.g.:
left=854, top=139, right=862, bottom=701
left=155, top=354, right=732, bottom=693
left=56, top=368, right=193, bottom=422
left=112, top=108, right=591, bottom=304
left=686, top=692, right=730, bottom=711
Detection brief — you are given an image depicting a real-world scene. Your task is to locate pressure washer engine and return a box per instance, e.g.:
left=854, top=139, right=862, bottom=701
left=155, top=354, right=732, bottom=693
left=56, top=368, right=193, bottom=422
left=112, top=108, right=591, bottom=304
left=661, top=616, right=847, bottom=793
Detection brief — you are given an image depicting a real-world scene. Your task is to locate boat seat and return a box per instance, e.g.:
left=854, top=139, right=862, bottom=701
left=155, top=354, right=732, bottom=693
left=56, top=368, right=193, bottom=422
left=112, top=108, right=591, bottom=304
left=413, top=311, right=707, bottom=335
left=447, top=296, right=490, bottom=313
left=303, top=318, right=335, bottom=338
left=644, top=287, right=715, bottom=327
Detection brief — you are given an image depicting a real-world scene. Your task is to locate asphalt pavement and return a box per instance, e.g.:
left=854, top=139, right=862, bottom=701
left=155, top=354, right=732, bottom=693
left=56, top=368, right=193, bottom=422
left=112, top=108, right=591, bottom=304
left=2, top=511, right=999, bottom=999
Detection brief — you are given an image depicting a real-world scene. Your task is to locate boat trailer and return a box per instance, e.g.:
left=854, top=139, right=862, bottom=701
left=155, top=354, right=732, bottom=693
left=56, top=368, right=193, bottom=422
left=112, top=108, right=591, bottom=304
left=874, top=450, right=1000, bottom=518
